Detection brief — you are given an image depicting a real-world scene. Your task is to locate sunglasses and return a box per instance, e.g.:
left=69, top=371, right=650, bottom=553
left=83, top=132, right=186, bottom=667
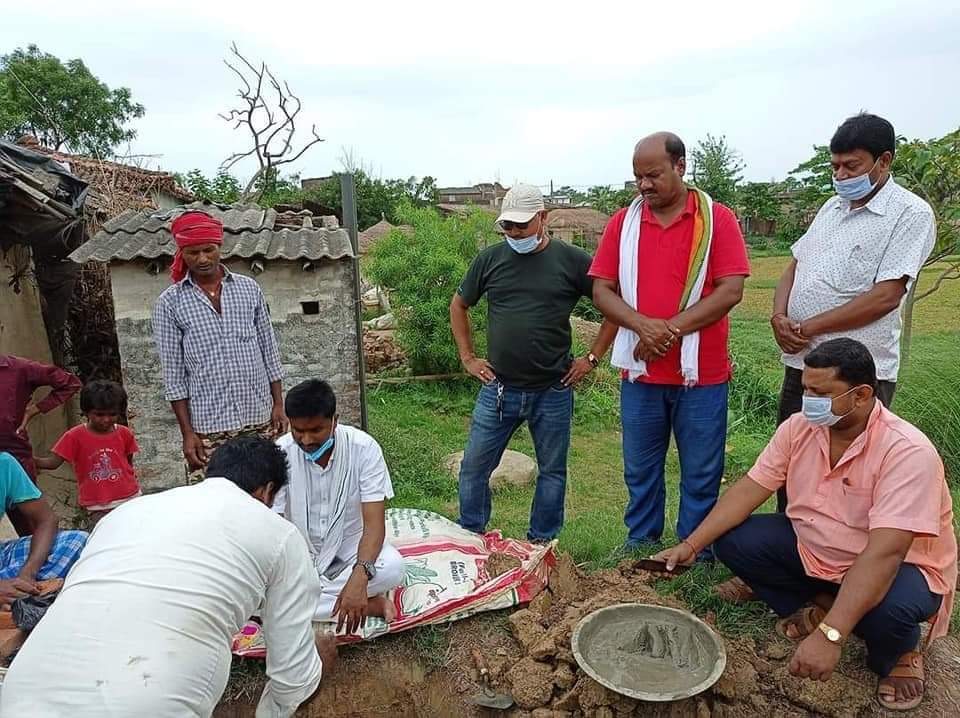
left=500, top=218, right=534, bottom=231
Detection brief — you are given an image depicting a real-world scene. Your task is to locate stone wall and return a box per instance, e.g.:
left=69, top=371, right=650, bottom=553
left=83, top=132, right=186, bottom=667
left=111, top=257, right=362, bottom=492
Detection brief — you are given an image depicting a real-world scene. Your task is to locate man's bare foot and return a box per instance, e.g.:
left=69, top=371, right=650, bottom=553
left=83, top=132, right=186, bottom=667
left=366, top=594, right=397, bottom=624
left=314, top=632, right=338, bottom=672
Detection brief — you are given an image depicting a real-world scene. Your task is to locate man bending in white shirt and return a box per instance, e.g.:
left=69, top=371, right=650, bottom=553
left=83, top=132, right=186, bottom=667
left=0, top=437, right=334, bottom=718
left=274, top=379, right=405, bottom=632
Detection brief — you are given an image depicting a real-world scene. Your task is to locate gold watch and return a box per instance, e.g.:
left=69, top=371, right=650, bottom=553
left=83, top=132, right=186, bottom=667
left=587, top=353, right=599, bottom=368
left=817, top=622, right=842, bottom=644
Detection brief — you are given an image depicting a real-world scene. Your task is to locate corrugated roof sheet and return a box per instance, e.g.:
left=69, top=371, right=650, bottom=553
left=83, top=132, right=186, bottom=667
left=69, top=201, right=355, bottom=264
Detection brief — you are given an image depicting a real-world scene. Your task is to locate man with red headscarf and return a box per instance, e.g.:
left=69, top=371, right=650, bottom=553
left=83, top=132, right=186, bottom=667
left=152, top=210, right=287, bottom=481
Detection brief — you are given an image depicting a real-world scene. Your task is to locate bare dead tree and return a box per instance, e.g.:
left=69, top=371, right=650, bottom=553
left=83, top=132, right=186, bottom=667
left=219, top=43, right=324, bottom=201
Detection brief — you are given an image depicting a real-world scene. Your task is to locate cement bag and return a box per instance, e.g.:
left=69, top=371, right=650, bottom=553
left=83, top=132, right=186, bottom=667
left=232, top=508, right=556, bottom=657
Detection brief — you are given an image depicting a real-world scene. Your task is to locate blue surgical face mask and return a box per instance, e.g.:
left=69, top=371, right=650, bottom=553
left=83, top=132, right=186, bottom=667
left=505, top=232, right=541, bottom=254
left=801, top=386, right=858, bottom=427
left=833, top=158, right=880, bottom=201
left=304, top=429, right=335, bottom=462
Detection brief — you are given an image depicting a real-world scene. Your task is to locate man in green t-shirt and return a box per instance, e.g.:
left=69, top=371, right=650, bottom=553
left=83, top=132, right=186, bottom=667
left=450, top=184, right=616, bottom=541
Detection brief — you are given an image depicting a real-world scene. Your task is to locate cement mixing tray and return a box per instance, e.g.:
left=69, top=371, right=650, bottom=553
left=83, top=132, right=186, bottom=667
left=571, top=603, right=726, bottom=702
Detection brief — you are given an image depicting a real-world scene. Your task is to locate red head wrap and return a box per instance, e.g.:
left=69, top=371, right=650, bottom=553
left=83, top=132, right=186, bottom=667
left=169, top=211, right=224, bottom=282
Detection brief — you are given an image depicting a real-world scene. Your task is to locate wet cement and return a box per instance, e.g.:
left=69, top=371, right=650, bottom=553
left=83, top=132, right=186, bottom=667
left=572, top=604, right=724, bottom=701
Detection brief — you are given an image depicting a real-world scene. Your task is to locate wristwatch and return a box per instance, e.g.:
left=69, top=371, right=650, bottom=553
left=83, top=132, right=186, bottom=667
left=355, top=559, right=377, bottom=581
left=587, top=353, right=599, bottom=368
left=817, top=622, right=842, bottom=644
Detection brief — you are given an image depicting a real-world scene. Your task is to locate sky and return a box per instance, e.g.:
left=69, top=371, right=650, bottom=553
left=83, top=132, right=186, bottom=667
left=2, top=0, right=958, bottom=191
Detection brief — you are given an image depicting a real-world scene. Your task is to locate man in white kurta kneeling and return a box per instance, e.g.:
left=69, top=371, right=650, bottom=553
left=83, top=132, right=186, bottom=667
left=275, top=379, right=405, bottom=632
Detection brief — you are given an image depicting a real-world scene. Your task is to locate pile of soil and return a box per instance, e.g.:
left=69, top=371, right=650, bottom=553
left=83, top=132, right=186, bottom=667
left=364, top=329, right=406, bottom=373
left=216, top=554, right=960, bottom=717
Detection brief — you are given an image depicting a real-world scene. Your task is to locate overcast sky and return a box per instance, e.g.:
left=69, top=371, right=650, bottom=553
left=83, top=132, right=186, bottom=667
left=3, top=0, right=958, bottom=190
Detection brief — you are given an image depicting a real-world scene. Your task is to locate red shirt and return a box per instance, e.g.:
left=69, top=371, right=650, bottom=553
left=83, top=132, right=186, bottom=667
left=0, top=355, right=81, bottom=474
left=588, top=192, right=750, bottom=385
left=52, top=424, right=141, bottom=508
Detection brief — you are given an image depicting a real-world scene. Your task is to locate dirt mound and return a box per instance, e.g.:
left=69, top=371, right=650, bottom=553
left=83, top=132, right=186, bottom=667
left=216, top=554, right=960, bottom=717
left=364, top=329, right=406, bottom=373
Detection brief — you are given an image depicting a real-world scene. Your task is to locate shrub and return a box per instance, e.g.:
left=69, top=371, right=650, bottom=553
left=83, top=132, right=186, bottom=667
left=366, top=204, right=497, bottom=374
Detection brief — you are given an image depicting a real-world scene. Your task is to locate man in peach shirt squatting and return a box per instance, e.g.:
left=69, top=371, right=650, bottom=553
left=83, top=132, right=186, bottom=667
left=655, top=338, right=956, bottom=712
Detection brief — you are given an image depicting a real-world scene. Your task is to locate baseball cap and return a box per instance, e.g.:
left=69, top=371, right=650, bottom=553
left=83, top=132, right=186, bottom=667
left=495, top=184, right=545, bottom=225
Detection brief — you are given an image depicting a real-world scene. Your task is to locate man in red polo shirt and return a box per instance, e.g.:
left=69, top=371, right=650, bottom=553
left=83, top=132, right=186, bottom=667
left=590, top=132, right=749, bottom=554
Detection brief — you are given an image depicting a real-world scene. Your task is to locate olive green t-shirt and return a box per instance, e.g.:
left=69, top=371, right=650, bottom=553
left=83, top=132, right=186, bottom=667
left=457, top=238, right=594, bottom=390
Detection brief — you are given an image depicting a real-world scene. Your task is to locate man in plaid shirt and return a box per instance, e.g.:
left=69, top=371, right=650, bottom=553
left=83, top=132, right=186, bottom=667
left=152, top=211, right=287, bottom=480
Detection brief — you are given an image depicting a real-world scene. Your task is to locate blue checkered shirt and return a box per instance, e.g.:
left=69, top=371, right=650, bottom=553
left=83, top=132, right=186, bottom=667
left=152, top=268, right=284, bottom=434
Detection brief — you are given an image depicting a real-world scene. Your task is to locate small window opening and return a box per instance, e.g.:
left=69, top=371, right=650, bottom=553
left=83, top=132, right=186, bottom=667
left=301, top=301, right=320, bottom=315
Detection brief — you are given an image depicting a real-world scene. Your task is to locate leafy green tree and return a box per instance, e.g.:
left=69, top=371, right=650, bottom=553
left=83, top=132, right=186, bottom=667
left=775, top=145, right=834, bottom=245
left=179, top=169, right=242, bottom=204
left=367, top=204, right=496, bottom=374
left=585, top=185, right=634, bottom=215
left=305, top=171, right=439, bottom=231
left=0, top=45, right=144, bottom=156
left=891, top=129, right=960, bottom=362
left=690, top=134, right=744, bottom=206
left=738, top=182, right=781, bottom=222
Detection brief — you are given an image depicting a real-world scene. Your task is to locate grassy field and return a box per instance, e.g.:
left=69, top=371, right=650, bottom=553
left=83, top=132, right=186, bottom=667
left=368, top=255, right=960, bottom=634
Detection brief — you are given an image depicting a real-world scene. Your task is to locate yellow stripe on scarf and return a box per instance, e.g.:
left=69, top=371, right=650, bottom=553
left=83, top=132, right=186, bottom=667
left=678, top=188, right=712, bottom=310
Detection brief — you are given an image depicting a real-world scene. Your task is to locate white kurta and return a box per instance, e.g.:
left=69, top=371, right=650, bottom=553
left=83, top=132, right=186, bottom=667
left=273, top=425, right=405, bottom=621
left=0, top=478, right=323, bottom=718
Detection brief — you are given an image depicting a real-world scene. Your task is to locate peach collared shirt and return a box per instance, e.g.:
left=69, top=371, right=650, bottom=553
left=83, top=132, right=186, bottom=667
left=748, top=402, right=957, bottom=641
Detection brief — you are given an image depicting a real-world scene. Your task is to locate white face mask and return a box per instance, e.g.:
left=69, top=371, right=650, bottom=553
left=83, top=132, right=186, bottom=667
left=833, top=157, right=881, bottom=201
left=801, top=386, right=859, bottom=427
left=504, top=232, right=541, bottom=254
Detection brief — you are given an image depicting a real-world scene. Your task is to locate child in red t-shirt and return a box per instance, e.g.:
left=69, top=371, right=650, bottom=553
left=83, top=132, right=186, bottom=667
left=35, top=380, right=141, bottom=524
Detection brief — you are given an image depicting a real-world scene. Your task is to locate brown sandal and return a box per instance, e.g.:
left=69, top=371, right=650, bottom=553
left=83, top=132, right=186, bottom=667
left=775, top=605, right=826, bottom=641
left=877, top=650, right=924, bottom=711
left=713, top=576, right=756, bottom=603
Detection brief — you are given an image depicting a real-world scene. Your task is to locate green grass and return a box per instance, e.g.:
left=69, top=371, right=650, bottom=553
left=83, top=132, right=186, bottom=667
left=368, top=255, right=960, bottom=635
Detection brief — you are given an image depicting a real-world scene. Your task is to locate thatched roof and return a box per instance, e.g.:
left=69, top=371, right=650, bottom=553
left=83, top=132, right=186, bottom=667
left=358, top=218, right=412, bottom=255
left=545, top=207, right=609, bottom=234
left=69, top=201, right=355, bottom=264
left=14, top=135, right=193, bottom=220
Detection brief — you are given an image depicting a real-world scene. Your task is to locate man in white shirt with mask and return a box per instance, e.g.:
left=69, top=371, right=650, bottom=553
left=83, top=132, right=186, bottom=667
left=273, top=379, right=405, bottom=632
left=769, top=112, right=935, bottom=509
left=1, top=436, right=334, bottom=718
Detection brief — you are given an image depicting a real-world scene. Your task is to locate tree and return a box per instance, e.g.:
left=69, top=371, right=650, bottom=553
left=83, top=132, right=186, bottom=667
left=690, top=134, right=744, bottom=207
left=585, top=185, right=634, bottom=215
left=219, top=43, right=323, bottom=202
left=891, top=129, right=960, bottom=363
left=775, top=145, right=834, bottom=245
left=738, top=182, right=781, bottom=222
left=367, top=204, right=496, bottom=374
left=304, top=170, right=439, bottom=231
left=179, top=169, right=242, bottom=204
left=0, top=45, right=144, bottom=156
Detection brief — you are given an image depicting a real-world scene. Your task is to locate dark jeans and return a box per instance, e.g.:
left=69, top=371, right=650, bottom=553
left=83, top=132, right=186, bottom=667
left=620, top=380, right=728, bottom=551
left=457, top=380, right=573, bottom=541
left=776, top=366, right=896, bottom=511
left=715, top=513, right=941, bottom=677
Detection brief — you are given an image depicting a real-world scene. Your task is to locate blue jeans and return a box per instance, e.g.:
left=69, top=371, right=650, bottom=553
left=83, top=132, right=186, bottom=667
left=716, top=514, right=941, bottom=677
left=621, top=380, right=728, bottom=549
left=457, top=381, right=573, bottom=541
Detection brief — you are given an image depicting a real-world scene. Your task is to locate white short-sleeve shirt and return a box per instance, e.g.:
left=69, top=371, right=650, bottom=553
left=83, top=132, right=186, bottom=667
left=273, top=424, right=394, bottom=561
left=785, top=178, right=936, bottom=380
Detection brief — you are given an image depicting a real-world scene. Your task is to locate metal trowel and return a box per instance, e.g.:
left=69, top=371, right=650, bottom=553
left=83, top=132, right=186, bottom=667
left=467, top=648, right=514, bottom=710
